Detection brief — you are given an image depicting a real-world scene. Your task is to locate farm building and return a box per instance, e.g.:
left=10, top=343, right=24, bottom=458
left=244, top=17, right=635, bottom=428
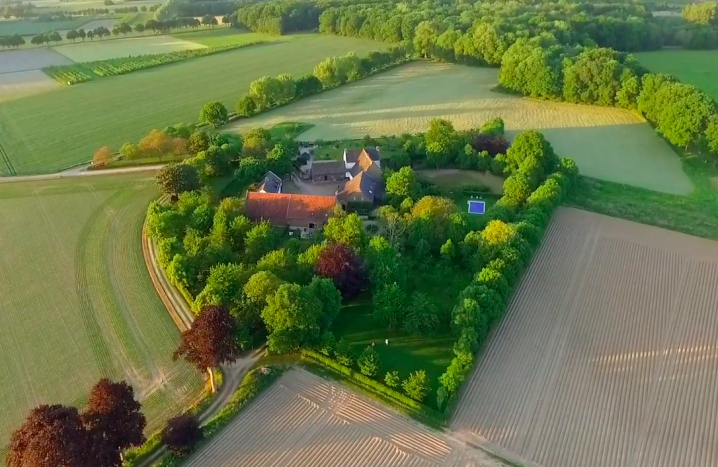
left=311, top=160, right=346, bottom=183
left=245, top=192, right=336, bottom=235
left=257, top=171, right=283, bottom=193
left=337, top=171, right=383, bottom=205
left=344, top=147, right=381, bottom=178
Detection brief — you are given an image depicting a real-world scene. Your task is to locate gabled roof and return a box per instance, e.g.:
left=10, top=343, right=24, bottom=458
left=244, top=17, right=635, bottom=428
left=337, top=171, right=382, bottom=203
left=245, top=192, right=336, bottom=224
left=344, top=147, right=381, bottom=164
left=257, top=171, right=282, bottom=193
left=350, top=151, right=382, bottom=179
left=311, top=160, right=346, bottom=176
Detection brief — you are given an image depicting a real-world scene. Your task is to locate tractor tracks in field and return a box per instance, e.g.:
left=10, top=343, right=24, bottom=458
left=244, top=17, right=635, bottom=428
left=0, top=140, right=16, bottom=176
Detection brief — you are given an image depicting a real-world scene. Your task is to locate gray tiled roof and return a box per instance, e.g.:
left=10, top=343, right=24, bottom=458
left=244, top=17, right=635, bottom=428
left=258, top=171, right=282, bottom=193
left=311, top=160, right=346, bottom=176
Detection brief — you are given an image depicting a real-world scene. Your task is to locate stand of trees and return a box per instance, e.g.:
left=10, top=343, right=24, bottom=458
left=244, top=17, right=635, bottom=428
left=236, top=0, right=320, bottom=35
left=8, top=380, right=146, bottom=467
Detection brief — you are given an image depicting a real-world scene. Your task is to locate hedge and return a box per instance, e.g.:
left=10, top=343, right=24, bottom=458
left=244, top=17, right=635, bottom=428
left=300, top=349, right=444, bottom=424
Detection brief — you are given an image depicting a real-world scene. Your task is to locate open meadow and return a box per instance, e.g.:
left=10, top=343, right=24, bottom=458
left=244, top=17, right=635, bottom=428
left=52, top=34, right=207, bottom=62
left=180, top=368, right=499, bottom=467
left=452, top=207, right=718, bottom=467
left=0, top=70, right=61, bottom=102
left=636, top=50, right=718, bottom=101
left=228, top=61, right=692, bottom=195
left=0, top=34, right=382, bottom=175
left=0, top=173, right=203, bottom=451
left=0, top=48, right=70, bottom=73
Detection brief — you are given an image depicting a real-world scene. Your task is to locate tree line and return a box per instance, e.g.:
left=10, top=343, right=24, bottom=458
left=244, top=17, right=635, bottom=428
left=234, top=0, right=718, bottom=52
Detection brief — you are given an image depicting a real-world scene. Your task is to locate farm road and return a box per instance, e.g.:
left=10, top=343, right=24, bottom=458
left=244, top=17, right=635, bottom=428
left=138, top=220, right=263, bottom=467
left=0, top=164, right=163, bottom=183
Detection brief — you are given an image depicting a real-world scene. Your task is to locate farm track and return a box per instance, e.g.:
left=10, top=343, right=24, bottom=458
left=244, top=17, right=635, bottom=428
left=452, top=207, right=718, bottom=467
left=0, top=139, right=15, bottom=175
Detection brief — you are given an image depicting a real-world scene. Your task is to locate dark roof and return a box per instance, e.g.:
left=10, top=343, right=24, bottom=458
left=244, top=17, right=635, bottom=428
left=350, top=152, right=382, bottom=179
left=311, top=160, right=346, bottom=176
left=257, top=171, right=282, bottom=193
left=337, top=172, right=382, bottom=203
left=344, top=147, right=381, bottom=163
left=245, top=192, right=336, bottom=224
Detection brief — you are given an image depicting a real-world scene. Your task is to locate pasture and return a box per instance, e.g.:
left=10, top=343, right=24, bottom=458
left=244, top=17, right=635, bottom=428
left=229, top=61, right=693, bottom=195
left=0, top=18, right=90, bottom=36
left=0, top=70, right=60, bottom=102
left=0, top=173, right=203, bottom=450
left=181, top=368, right=500, bottom=467
left=636, top=50, right=718, bottom=101
left=53, top=35, right=207, bottom=62
left=0, top=34, right=382, bottom=175
left=171, top=28, right=285, bottom=47
left=452, top=208, right=718, bottom=467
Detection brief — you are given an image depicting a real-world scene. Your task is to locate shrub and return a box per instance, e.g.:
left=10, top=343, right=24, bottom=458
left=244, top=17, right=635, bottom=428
left=236, top=95, right=256, bottom=117
left=384, top=371, right=400, bottom=388
left=161, top=415, right=202, bottom=457
left=318, top=331, right=336, bottom=356
left=357, top=345, right=381, bottom=377
left=479, top=117, right=505, bottom=136
left=334, top=337, right=354, bottom=366
left=93, top=146, right=112, bottom=166
left=471, top=134, right=509, bottom=156
left=402, top=370, right=430, bottom=401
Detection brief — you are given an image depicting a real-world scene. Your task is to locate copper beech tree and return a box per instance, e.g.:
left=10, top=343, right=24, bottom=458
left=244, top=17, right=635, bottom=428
left=7, top=380, right=145, bottom=467
left=174, top=305, right=241, bottom=393
left=161, top=415, right=203, bottom=457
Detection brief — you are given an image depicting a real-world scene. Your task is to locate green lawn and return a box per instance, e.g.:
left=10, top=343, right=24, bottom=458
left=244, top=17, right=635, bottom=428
left=636, top=50, right=718, bottom=101
left=333, top=262, right=472, bottom=409
left=0, top=34, right=383, bottom=175
left=174, top=28, right=286, bottom=47
left=0, top=173, right=204, bottom=454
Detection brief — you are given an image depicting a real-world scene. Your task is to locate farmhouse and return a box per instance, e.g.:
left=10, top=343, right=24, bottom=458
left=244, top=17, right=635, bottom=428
left=310, top=160, right=346, bottom=182
left=343, top=147, right=381, bottom=179
left=337, top=171, right=383, bottom=205
left=244, top=191, right=336, bottom=234
left=257, top=171, right=283, bottom=193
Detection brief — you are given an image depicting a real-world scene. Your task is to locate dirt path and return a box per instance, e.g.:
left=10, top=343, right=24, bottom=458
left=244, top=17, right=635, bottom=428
left=137, top=217, right=262, bottom=467
left=0, top=164, right=163, bottom=184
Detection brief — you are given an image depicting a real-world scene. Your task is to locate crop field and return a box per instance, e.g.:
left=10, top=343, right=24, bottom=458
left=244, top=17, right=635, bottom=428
left=53, top=35, right=207, bottom=62
left=0, top=70, right=61, bottom=102
left=0, top=48, right=71, bottom=73
left=171, top=28, right=285, bottom=47
left=636, top=50, right=718, bottom=101
left=0, top=18, right=90, bottom=36
left=0, top=174, right=203, bottom=449
left=452, top=207, right=718, bottom=467
left=0, top=34, right=382, bottom=175
left=181, top=368, right=501, bottom=467
left=229, top=61, right=692, bottom=195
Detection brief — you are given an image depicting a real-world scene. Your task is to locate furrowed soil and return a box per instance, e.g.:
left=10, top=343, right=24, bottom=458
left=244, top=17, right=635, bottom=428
left=451, top=207, right=718, bottom=467
left=181, top=368, right=502, bottom=467
left=228, top=61, right=692, bottom=195
left=0, top=34, right=382, bottom=175
left=0, top=173, right=203, bottom=453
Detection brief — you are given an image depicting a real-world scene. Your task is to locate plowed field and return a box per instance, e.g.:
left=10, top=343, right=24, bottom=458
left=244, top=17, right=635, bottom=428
left=181, top=369, right=501, bottom=467
left=452, top=207, right=718, bottom=467
left=227, top=61, right=692, bottom=195
left=0, top=174, right=203, bottom=451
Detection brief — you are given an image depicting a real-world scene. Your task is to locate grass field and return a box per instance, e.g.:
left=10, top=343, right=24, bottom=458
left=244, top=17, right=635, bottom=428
left=0, top=173, right=203, bottom=451
left=0, top=34, right=382, bottom=175
left=171, top=28, right=285, bottom=47
left=636, top=50, right=718, bottom=101
left=452, top=207, right=718, bottom=467
left=0, top=48, right=70, bottom=73
left=229, top=61, right=693, bottom=195
left=53, top=35, right=207, bottom=62
left=0, top=18, right=91, bottom=36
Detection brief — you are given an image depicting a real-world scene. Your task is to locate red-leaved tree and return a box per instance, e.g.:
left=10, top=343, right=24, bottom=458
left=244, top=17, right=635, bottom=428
left=82, top=379, right=146, bottom=467
left=471, top=134, right=510, bottom=156
left=315, top=243, right=368, bottom=299
left=7, top=405, right=89, bottom=467
left=174, top=305, right=240, bottom=393
left=161, top=414, right=203, bottom=457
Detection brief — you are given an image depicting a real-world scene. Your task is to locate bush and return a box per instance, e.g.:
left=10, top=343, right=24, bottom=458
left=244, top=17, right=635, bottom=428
left=357, top=345, right=381, bottom=377
left=334, top=337, right=354, bottom=366
left=479, top=117, right=505, bottom=136
left=384, top=370, right=400, bottom=388
left=236, top=95, right=256, bottom=117
left=161, top=415, right=202, bottom=457
left=402, top=370, right=430, bottom=401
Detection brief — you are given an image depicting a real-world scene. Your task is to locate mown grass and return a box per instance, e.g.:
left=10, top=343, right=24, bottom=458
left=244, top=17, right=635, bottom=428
left=0, top=34, right=383, bottom=175
left=173, top=28, right=285, bottom=47
left=636, top=49, right=718, bottom=101
left=0, top=173, right=203, bottom=455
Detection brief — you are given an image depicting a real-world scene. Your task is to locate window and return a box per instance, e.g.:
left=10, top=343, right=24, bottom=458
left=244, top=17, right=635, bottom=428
left=323, top=176, right=328, bottom=181
left=309, top=223, right=316, bottom=229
